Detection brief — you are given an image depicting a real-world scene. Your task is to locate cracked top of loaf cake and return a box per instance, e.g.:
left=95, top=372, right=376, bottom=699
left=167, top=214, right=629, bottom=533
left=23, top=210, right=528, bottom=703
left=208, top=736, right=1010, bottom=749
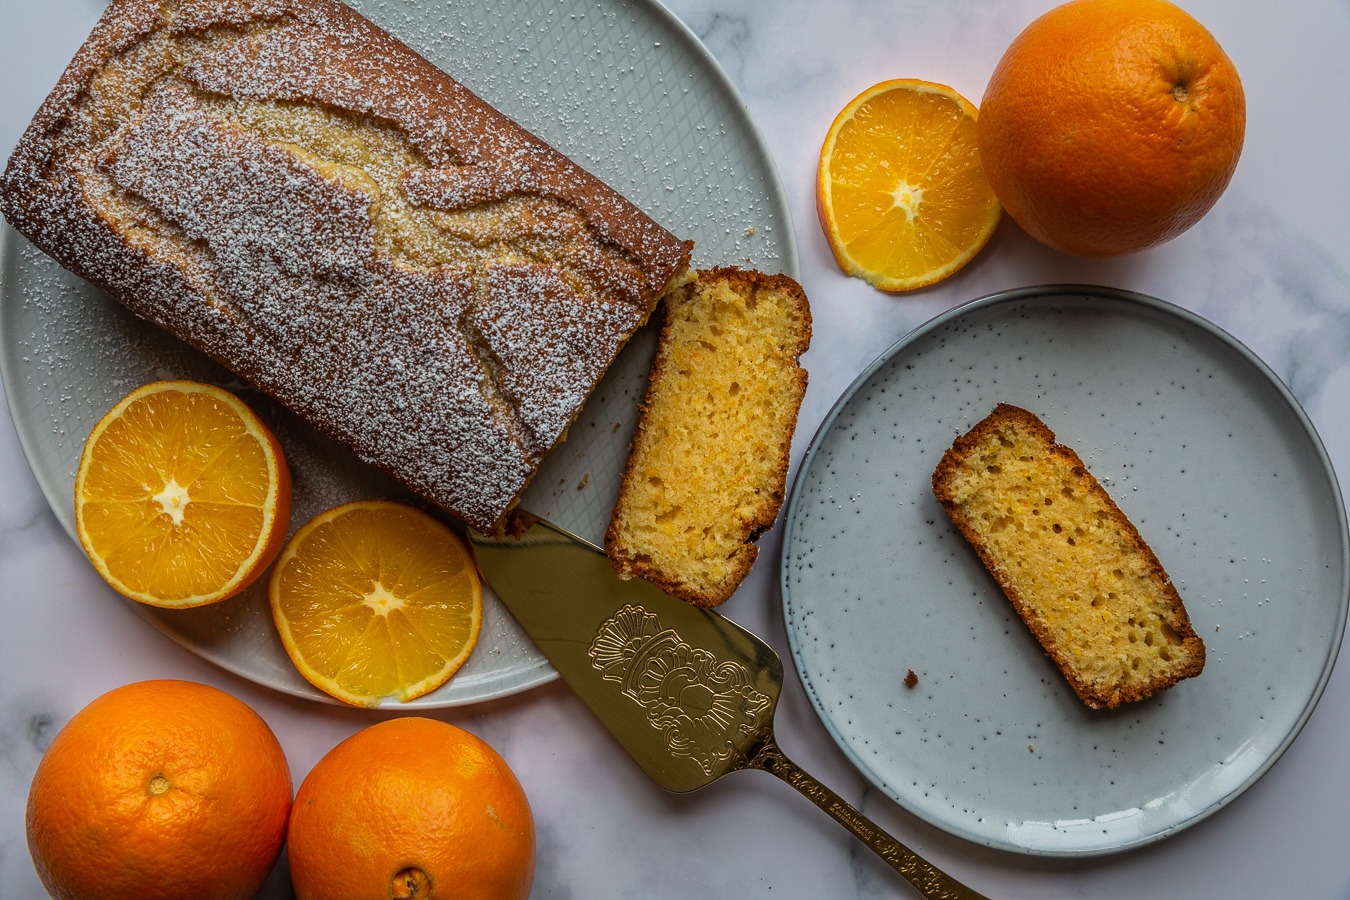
left=0, top=0, right=692, bottom=532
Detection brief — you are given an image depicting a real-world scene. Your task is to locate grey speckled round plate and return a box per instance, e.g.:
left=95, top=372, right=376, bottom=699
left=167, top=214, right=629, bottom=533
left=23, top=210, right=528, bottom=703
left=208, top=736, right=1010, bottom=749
left=0, top=0, right=795, bottom=708
left=780, top=285, right=1349, bottom=856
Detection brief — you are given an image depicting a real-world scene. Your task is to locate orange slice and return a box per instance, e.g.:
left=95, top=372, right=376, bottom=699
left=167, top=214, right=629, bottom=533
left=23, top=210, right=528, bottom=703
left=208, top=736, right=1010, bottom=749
left=817, top=79, right=1002, bottom=291
left=74, top=381, right=291, bottom=608
left=269, top=500, right=483, bottom=706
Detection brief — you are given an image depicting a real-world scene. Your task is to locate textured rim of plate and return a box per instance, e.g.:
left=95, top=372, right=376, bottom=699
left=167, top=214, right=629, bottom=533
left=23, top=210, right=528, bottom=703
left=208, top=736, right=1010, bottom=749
left=779, top=283, right=1350, bottom=856
left=0, top=0, right=797, bottom=709
left=645, top=0, right=799, bottom=281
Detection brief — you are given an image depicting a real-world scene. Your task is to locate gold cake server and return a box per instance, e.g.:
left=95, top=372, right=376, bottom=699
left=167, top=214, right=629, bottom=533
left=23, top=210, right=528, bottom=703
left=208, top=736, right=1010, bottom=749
left=468, top=516, right=986, bottom=900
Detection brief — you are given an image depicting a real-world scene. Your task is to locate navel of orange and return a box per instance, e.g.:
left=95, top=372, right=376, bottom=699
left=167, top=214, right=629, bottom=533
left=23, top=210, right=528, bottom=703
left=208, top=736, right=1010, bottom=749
left=817, top=79, right=1001, bottom=292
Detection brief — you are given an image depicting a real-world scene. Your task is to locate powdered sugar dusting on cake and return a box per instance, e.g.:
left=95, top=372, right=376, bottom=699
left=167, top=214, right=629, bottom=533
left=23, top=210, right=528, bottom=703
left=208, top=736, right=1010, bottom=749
left=472, top=264, right=644, bottom=455
left=0, top=0, right=691, bottom=531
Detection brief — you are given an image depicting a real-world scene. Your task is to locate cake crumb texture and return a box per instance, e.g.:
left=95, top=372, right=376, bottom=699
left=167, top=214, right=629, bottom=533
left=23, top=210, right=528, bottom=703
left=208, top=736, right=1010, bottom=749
left=605, top=267, right=811, bottom=607
left=931, top=403, right=1204, bottom=709
left=0, top=0, right=690, bottom=532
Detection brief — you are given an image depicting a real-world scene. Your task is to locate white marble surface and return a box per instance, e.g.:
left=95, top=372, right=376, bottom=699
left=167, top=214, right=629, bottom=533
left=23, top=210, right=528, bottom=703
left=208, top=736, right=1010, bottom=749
left=2, top=0, right=1348, bottom=897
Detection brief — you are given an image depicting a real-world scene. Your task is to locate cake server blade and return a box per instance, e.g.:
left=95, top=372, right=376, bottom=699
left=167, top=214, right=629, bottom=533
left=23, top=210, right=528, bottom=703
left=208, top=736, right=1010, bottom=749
left=467, top=515, right=986, bottom=900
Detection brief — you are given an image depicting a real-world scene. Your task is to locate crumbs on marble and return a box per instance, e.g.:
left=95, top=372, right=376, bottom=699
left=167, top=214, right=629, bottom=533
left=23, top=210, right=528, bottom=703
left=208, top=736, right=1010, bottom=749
left=903, top=669, right=919, bottom=688
left=744, top=226, right=757, bottom=237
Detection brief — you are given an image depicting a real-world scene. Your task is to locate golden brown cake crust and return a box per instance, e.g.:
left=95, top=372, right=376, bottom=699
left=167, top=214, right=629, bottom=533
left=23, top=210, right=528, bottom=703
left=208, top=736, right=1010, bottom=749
left=932, top=403, right=1205, bottom=709
left=1, top=0, right=691, bottom=532
left=605, top=266, right=811, bottom=607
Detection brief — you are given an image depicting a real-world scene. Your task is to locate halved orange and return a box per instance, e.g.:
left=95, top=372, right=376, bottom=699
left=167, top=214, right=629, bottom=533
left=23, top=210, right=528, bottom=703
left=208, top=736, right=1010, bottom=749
left=74, top=381, right=291, bottom=608
left=269, top=500, right=483, bottom=706
left=817, top=79, right=1002, bottom=291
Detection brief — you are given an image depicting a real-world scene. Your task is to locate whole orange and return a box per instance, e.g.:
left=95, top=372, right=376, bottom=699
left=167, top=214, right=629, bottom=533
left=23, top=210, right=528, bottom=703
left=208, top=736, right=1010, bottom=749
left=26, top=680, right=292, bottom=900
left=288, top=717, right=535, bottom=900
left=977, top=0, right=1245, bottom=256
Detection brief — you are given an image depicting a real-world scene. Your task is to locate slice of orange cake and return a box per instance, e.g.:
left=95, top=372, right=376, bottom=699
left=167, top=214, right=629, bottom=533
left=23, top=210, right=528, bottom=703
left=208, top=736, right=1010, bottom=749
left=932, top=404, right=1204, bottom=708
left=606, top=268, right=811, bottom=607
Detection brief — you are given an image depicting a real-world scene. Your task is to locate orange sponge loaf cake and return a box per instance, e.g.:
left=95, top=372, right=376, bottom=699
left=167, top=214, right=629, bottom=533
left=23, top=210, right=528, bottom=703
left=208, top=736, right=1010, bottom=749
left=0, top=0, right=690, bottom=533
left=605, top=268, right=811, bottom=607
left=931, top=404, right=1204, bottom=709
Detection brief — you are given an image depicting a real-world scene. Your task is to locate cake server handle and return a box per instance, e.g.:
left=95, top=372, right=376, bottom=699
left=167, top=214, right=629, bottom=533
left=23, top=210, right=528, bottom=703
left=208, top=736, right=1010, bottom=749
left=744, top=732, right=988, bottom=899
